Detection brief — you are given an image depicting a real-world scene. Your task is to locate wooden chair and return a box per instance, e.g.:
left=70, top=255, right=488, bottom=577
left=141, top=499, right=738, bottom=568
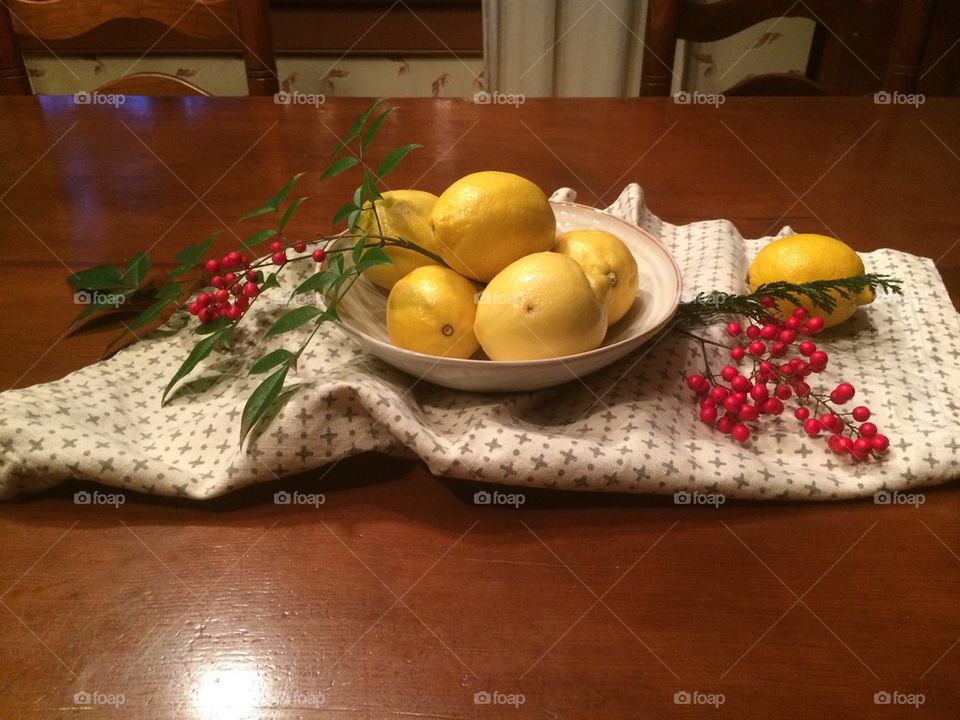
left=640, top=0, right=936, bottom=96
left=0, top=0, right=278, bottom=96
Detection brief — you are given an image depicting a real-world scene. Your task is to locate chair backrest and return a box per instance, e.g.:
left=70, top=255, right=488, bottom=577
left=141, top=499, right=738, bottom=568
left=0, top=0, right=278, bottom=96
left=640, top=0, right=935, bottom=96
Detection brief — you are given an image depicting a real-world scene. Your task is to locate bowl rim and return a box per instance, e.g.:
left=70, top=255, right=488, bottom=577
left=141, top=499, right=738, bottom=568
left=334, top=199, right=684, bottom=368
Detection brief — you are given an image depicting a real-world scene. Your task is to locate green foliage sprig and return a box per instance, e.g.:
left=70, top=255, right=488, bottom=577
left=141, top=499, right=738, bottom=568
left=676, top=274, right=903, bottom=328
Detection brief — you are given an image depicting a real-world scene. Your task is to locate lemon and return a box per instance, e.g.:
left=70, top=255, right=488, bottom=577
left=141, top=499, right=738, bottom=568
left=475, top=252, right=607, bottom=361
left=748, top=233, right=873, bottom=328
left=356, top=190, right=441, bottom=289
left=554, top=229, right=639, bottom=326
left=431, top=171, right=556, bottom=282
left=386, top=265, right=480, bottom=359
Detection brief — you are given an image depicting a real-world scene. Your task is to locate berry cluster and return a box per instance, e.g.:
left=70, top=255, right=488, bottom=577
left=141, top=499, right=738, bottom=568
left=685, top=302, right=889, bottom=460
left=187, top=244, right=328, bottom=325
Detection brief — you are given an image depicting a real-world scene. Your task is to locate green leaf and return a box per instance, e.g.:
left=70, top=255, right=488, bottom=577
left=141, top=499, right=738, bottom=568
left=155, top=283, right=182, bottom=302
left=332, top=201, right=357, bottom=227
left=265, top=306, right=323, bottom=337
left=250, top=348, right=295, bottom=374
left=240, top=228, right=278, bottom=250
left=376, top=143, right=421, bottom=179
left=348, top=209, right=362, bottom=233
left=356, top=247, right=393, bottom=272
left=240, top=365, right=289, bottom=445
left=352, top=236, right=367, bottom=266
left=349, top=97, right=385, bottom=137
left=332, top=253, right=344, bottom=274
left=321, top=156, right=359, bottom=180
left=194, top=316, right=233, bottom=335
left=120, top=252, right=151, bottom=288
left=361, top=108, right=392, bottom=154
left=171, top=234, right=216, bottom=278
left=239, top=173, right=305, bottom=221
left=67, top=264, right=126, bottom=291
left=361, top=170, right=381, bottom=205
left=293, top=270, right=336, bottom=295
left=329, top=130, right=360, bottom=161
left=278, top=196, right=307, bottom=232
left=162, top=330, right=227, bottom=403
left=259, top=272, right=281, bottom=293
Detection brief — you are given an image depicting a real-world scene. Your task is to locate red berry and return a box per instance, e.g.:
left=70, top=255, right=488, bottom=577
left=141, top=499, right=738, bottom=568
left=687, top=374, right=706, bottom=392
left=798, top=341, right=816, bottom=356
left=710, top=386, right=729, bottom=402
left=204, top=259, right=220, bottom=274
left=778, top=329, right=795, bottom=344
left=716, top=416, right=734, bottom=434
left=242, top=282, right=259, bottom=298
left=272, top=252, right=287, bottom=266
left=731, top=423, right=750, bottom=442
left=859, top=422, right=877, bottom=438
left=785, top=316, right=801, bottom=330
left=803, top=418, right=822, bottom=436
left=731, top=346, right=746, bottom=361
left=853, top=437, right=872, bottom=455
left=195, top=293, right=212, bottom=308
left=836, top=436, right=853, bottom=454
left=775, top=385, right=792, bottom=400
left=750, top=385, right=769, bottom=403
left=294, top=242, right=307, bottom=253
left=748, top=340, right=765, bottom=355
left=819, top=414, right=841, bottom=432
left=792, top=307, right=808, bottom=319
left=269, top=240, right=283, bottom=253
left=187, top=302, right=200, bottom=315
left=198, top=307, right=213, bottom=323
left=226, top=250, right=241, bottom=266
left=794, top=407, right=810, bottom=421
left=700, top=406, right=717, bottom=424
left=731, top=375, right=751, bottom=393
left=246, top=270, right=259, bottom=282
left=739, top=404, right=759, bottom=422
left=725, top=322, right=742, bottom=336
left=222, top=272, right=235, bottom=285
left=836, top=382, right=855, bottom=400
left=211, top=275, right=225, bottom=289
left=871, top=435, right=889, bottom=453
left=235, top=296, right=249, bottom=311
left=227, top=306, right=243, bottom=321
left=852, top=406, right=870, bottom=422
left=769, top=341, right=787, bottom=358
left=761, top=398, right=784, bottom=415
left=723, top=396, right=742, bottom=413
left=809, top=350, right=828, bottom=367
left=312, top=248, right=327, bottom=263
left=760, top=295, right=775, bottom=308
left=215, top=289, right=229, bottom=302
left=721, top=365, right=737, bottom=381
left=806, top=316, right=824, bottom=332
left=745, top=325, right=760, bottom=339
left=759, top=324, right=777, bottom=340
left=794, top=381, right=811, bottom=398
left=779, top=362, right=795, bottom=376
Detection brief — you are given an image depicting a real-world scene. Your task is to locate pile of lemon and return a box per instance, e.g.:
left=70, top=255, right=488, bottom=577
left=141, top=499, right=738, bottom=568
left=354, top=171, right=639, bottom=361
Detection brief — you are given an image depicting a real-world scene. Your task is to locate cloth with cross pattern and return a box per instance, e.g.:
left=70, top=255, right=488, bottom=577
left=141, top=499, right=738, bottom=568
left=1, top=184, right=958, bottom=501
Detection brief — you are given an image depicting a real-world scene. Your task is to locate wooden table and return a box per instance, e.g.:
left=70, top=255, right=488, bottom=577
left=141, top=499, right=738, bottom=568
left=1, top=97, right=959, bottom=719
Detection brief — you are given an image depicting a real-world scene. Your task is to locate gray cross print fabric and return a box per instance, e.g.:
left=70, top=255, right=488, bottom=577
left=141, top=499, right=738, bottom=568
left=1, top=184, right=958, bottom=500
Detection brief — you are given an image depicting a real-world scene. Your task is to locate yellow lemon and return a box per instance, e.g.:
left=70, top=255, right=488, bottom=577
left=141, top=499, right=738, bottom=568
left=475, top=252, right=607, bottom=361
left=356, top=189, right=442, bottom=289
left=386, top=265, right=480, bottom=359
left=748, top=233, right=873, bottom=328
left=554, top=229, right=639, bottom=326
left=431, top=171, right=556, bottom=282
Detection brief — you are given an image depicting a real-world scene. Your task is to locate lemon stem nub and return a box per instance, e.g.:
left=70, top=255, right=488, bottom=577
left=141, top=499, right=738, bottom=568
left=441, top=324, right=454, bottom=336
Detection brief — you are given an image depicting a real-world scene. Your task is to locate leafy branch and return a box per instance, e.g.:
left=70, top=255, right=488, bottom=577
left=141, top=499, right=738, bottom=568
left=676, top=274, right=903, bottom=328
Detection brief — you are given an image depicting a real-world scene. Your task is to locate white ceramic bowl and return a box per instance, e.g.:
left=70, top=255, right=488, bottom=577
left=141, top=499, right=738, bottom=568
left=333, top=200, right=682, bottom=392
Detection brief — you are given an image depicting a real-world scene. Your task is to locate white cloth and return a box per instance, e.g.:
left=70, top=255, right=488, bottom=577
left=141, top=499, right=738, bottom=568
left=1, top=185, right=958, bottom=500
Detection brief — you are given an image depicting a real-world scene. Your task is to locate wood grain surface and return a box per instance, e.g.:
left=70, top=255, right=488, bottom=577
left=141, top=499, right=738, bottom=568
left=1, top=97, right=959, bottom=719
